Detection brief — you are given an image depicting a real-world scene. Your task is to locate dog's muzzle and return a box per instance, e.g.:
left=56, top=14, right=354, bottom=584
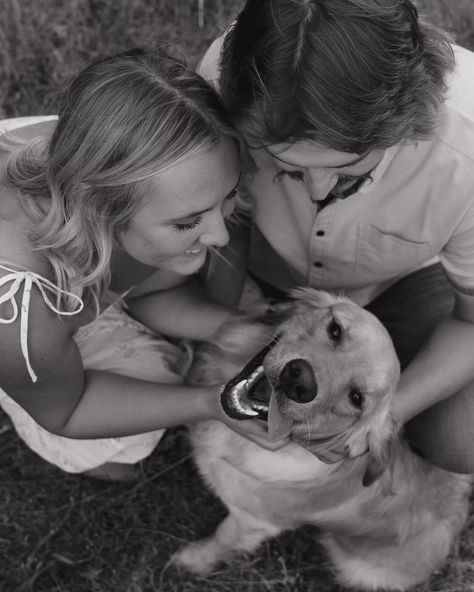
left=219, top=335, right=280, bottom=420
left=219, top=333, right=319, bottom=420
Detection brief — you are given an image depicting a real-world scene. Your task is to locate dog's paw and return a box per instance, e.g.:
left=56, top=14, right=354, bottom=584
left=172, top=538, right=222, bottom=575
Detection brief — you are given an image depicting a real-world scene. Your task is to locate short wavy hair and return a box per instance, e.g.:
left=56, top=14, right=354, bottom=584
left=5, top=49, right=240, bottom=308
left=219, top=0, right=455, bottom=153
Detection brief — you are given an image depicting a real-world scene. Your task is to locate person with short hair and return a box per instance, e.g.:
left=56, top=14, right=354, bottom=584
left=0, top=49, right=278, bottom=480
left=199, top=0, right=474, bottom=473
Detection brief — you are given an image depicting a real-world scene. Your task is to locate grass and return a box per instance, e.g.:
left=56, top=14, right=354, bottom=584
left=0, top=0, right=244, bottom=117
left=1, top=1, right=474, bottom=591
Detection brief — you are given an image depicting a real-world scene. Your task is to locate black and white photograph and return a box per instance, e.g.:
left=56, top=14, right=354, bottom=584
left=0, top=1, right=473, bottom=591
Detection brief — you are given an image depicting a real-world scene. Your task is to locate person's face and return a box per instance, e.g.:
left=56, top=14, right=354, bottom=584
left=120, top=139, right=240, bottom=275
left=265, top=141, right=385, bottom=204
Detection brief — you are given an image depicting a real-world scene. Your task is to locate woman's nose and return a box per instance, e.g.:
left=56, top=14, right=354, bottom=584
left=199, top=211, right=230, bottom=248
left=306, top=170, right=338, bottom=203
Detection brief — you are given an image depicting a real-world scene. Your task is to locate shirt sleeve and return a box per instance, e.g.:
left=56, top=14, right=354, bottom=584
left=439, top=202, right=474, bottom=320
left=196, top=35, right=226, bottom=90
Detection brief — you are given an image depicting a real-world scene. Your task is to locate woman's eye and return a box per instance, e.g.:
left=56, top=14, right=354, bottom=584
left=174, top=216, right=202, bottom=232
left=327, top=318, right=342, bottom=342
left=349, top=390, right=364, bottom=409
left=274, top=169, right=305, bottom=183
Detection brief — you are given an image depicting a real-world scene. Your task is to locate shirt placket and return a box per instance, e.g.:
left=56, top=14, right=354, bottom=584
left=308, top=204, right=337, bottom=288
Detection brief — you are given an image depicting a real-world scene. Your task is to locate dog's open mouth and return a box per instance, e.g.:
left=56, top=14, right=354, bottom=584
left=219, top=336, right=279, bottom=420
left=247, top=370, right=273, bottom=411
left=219, top=335, right=295, bottom=440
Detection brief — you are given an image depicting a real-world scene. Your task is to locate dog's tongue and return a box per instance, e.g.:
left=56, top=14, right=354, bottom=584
left=267, top=394, right=294, bottom=441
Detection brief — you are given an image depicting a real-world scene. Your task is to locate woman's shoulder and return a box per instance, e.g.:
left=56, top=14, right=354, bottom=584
left=0, top=185, right=79, bottom=337
left=0, top=261, right=79, bottom=388
left=0, top=249, right=84, bottom=387
left=0, top=186, right=50, bottom=278
left=0, top=118, right=55, bottom=177
left=0, top=127, right=51, bottom=276
left=0, top=116, right=56, bottom=144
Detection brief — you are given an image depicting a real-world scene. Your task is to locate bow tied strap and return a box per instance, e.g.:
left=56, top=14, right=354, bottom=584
left=0, top=264, right=84, bottom=382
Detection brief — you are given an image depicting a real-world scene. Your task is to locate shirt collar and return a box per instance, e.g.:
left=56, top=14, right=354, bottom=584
left=359, top=145, right=401, bottom=194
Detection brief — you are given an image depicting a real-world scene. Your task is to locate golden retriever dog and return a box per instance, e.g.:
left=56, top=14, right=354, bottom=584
left=173, top=289, right=472, bottom=591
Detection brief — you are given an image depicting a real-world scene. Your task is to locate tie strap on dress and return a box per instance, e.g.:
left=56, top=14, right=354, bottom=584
left=0, top=264, right=84, bottom=383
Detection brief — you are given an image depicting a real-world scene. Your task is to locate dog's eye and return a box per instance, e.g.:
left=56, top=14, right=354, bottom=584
left=327, top=318, right=342, bottom=342
left=349, top=390, right=364, bottom=409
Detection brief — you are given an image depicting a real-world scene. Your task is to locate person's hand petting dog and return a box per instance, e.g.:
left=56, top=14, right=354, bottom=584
left=207, top=381, right=289, bottom=451
left=213, top=361, right=367, bottom=460
left=210, top=332, right=290, bottom=451
left=212, top=335, right=372, bottom=461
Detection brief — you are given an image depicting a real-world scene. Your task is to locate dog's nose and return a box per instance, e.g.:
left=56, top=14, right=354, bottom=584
left=279, top=359, right=317, bottom=403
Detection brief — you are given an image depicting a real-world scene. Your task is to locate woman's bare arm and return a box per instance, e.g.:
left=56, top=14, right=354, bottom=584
left=126, top=277, right=237, bottom=341
left=0, top=280, right=281, bottom=447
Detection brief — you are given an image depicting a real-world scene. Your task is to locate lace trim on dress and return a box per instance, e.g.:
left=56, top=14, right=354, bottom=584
left=0, top=263, right=84, bottom=383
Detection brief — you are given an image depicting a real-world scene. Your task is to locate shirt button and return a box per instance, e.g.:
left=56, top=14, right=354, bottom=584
left=316, top=230, right=325, bottom=237
left=314, top=261, right=323, bottom=268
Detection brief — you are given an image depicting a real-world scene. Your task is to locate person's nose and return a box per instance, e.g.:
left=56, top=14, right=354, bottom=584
left=306, top=169, right=338, bottom=202
left=198, top=210, right=230, bottom=248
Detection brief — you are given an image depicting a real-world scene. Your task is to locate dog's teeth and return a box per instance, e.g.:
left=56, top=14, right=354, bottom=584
left=247, top=366, right=265, bottom=386
left=235, top=402, right=259, bottom=417
left=251, top=402, right=269, bottom=412
left=229, top=380, right=259, bottom=417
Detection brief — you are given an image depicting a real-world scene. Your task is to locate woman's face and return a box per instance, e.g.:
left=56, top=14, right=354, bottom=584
left=120, top=139, right=240, bottom=275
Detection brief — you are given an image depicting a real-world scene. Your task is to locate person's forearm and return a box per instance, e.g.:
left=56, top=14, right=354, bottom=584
left=126, top=280, right=236, bottom=340
left=393, top=315, right=474, bottom=425
left=55, top=370, right=219, bottom=439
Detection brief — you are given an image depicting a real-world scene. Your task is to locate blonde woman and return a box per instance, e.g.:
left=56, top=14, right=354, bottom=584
left=0, top=49, right=278, bottom=480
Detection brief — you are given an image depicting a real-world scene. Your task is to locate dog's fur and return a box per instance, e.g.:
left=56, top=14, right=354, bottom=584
left=174, top=289, right=472, bottom=591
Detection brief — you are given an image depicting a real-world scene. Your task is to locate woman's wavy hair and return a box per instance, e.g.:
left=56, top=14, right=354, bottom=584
left=5, top=49, right=240, bottom=308
left=219, top=0, right=455, bottom=153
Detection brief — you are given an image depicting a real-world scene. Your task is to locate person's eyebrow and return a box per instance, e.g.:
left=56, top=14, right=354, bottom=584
left=170, top=173, right=241, bottom=222
left=266, top=148, right=369, bottom=169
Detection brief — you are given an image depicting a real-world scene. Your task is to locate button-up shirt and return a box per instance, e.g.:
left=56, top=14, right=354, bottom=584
left=199, top=42, right=474, bottom=310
